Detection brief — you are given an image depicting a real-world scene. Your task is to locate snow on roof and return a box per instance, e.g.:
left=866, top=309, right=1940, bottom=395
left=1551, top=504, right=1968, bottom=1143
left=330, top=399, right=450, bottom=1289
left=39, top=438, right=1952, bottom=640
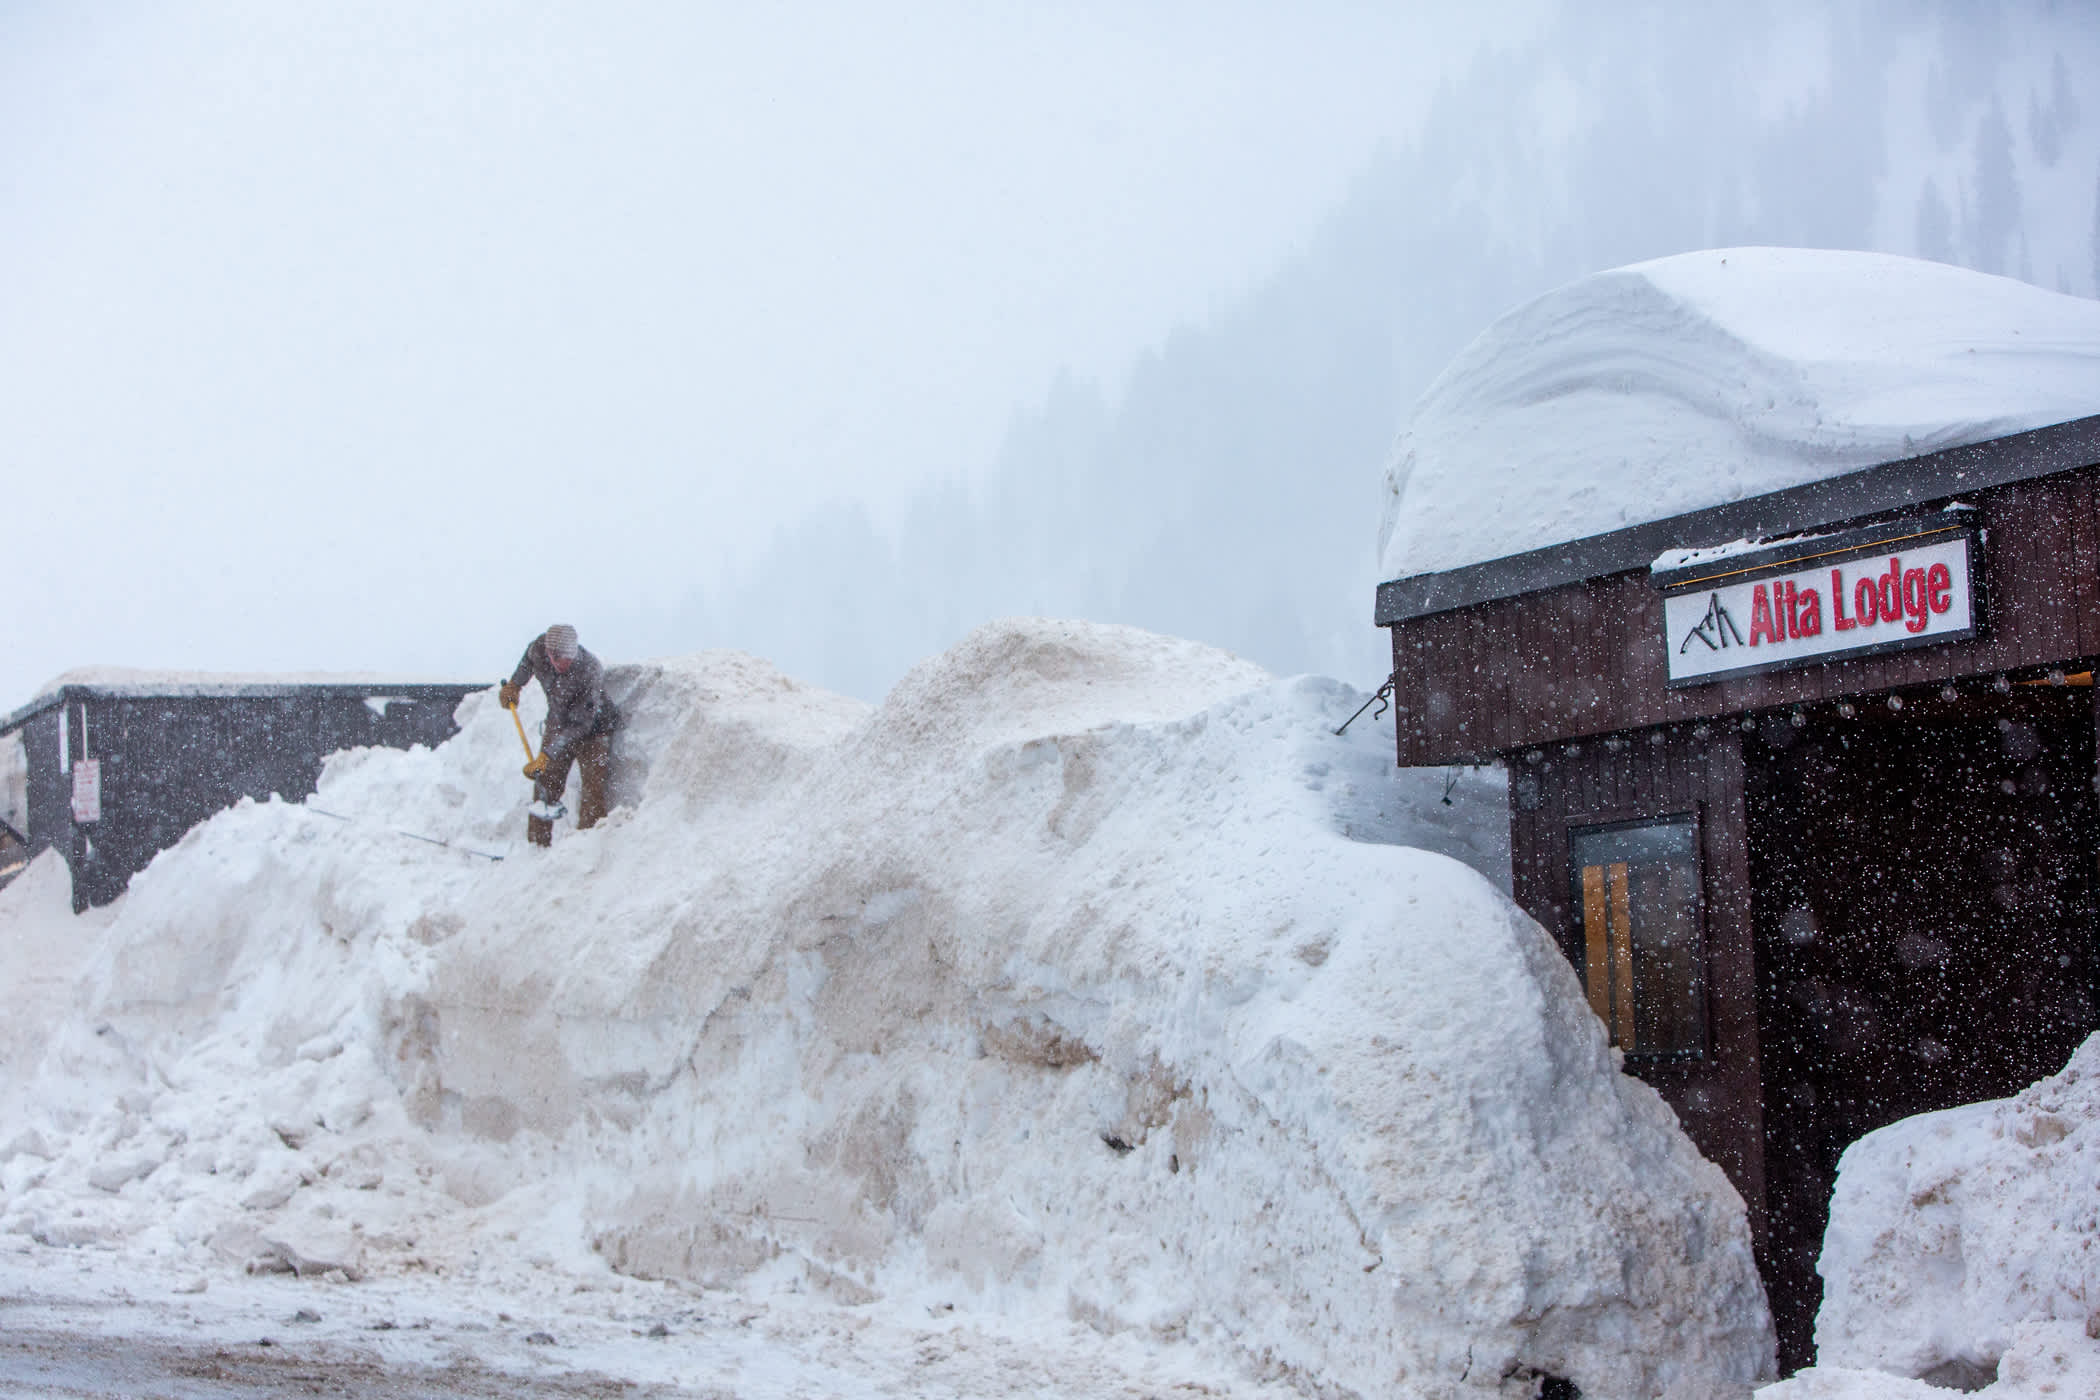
left=5, top=669, right=490, bottom=733
left=1648, top=529, right=1841, bottom=575
left=1376, top=248, right=2100, bottom=583
left=32, top=665, right=476, bottom=698
left=5, top=667, right=490, bottom=736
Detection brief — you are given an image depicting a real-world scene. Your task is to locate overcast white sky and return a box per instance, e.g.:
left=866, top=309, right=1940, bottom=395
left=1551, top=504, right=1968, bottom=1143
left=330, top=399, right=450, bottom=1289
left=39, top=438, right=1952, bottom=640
left=1, top=2, right=1544, bottom=702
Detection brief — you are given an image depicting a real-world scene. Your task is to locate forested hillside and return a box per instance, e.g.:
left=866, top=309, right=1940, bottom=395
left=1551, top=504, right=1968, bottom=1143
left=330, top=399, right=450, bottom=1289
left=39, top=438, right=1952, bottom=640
left=688, top=4, right=2100, bottom=699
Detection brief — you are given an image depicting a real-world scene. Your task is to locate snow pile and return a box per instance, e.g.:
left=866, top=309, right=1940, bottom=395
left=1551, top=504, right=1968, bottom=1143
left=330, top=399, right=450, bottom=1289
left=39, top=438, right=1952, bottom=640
left=1757, top=1036, right=2100, bottom=1399
left=0, top=852, right=117, bottom=1141
left=0, top=620, right=1770, bottom=1396
left=1378, top=248, right=2100, bottom=581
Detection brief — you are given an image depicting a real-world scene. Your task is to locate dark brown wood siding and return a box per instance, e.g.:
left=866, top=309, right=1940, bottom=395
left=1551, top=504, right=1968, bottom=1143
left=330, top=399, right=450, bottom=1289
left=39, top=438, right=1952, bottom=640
left=1390, top=465, right=2100, bottom=766
left=1509, top=726, right=1766, bottom=1237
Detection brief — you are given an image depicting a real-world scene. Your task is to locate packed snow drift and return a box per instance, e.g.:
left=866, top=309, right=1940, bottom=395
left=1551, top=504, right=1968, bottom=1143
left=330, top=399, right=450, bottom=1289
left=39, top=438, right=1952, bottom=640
left=0, top=620, right=1772, bottom=1397
left=1757, top=1034, right=2100, bottom=1400
left=1376, top=248, right=2100, bottom=581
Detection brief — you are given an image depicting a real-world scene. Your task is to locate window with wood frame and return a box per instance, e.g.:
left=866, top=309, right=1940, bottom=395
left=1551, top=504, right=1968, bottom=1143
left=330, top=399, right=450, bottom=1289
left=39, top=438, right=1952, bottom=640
left=1568, top=817, right=1707, bottom=1059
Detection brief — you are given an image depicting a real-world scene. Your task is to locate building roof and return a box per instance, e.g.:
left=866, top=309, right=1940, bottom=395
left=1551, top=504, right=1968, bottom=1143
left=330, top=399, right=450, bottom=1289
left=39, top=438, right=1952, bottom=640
left=0, top=675, right=487, bottom=738
left=1376, top=412, right=2100, bottom=625
left=1375, top=248, right=2100, bottom=595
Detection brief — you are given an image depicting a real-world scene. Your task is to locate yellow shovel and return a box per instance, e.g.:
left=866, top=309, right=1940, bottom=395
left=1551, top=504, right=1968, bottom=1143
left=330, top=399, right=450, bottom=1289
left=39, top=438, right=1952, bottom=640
left=502, top=695, right=544, bottom=776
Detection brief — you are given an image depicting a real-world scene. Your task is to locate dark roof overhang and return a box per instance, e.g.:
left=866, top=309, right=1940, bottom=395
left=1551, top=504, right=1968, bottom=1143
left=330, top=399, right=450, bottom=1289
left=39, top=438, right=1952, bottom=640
left=1374, top=413, right=2100, bottom=626
left=0, top=681, right=487, bottom=739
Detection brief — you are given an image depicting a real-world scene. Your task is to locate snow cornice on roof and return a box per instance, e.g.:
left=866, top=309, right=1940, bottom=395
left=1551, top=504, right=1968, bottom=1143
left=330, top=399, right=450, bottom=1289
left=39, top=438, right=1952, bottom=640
left=1375, top=412, right=2100, bottom=626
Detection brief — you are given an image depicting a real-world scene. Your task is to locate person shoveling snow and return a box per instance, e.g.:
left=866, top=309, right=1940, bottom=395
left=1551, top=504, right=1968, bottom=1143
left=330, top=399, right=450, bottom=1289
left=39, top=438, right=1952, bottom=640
left=499, top=623, right=619, bottom=847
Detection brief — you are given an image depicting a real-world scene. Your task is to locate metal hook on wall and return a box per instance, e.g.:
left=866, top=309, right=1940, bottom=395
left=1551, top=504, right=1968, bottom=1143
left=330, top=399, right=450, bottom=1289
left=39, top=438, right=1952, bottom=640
left=1335, top=671, right=1399, bottom=736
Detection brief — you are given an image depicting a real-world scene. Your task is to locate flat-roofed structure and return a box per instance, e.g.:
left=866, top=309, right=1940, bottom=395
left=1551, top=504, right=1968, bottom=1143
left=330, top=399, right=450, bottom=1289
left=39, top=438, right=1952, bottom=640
left=1, top=674, right=484, bottom=910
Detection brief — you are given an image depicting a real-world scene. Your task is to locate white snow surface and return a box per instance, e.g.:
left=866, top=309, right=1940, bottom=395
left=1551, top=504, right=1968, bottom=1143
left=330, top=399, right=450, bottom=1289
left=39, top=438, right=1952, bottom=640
left=1649, top=532, right=1841, bottom=574
left=0, top=620, right=1772, bottom=1397
left=1377, top=248, right=2100, bottom=582
left=1757, top=1035, right=2100, bottom=1400
left=28, top=665, right=472, bottom=698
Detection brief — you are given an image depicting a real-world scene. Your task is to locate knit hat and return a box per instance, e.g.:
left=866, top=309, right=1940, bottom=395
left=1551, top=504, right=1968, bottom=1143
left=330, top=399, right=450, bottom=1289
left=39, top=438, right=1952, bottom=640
left=544, top=624, right=579, bottom=662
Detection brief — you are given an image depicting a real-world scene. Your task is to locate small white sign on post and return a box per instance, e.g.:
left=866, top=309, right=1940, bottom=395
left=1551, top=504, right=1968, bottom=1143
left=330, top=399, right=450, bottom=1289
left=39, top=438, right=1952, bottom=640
left=71, top=759, right=102, bottom=824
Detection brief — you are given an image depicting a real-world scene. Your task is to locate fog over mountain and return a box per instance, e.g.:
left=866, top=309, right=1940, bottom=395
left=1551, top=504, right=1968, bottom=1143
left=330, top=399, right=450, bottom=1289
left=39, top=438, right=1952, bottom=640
left=665, top=2, right=2100, bottom=701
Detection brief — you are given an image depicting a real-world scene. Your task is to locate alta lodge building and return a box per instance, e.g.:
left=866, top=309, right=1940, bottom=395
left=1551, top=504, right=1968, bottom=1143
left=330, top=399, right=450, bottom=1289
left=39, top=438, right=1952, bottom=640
left=1372, top=249, right=2100, bottom=1367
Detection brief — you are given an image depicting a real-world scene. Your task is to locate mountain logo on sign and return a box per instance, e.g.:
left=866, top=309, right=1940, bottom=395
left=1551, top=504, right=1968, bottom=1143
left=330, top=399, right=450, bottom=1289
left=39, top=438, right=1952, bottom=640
left=1679, top=594, right=1745, bottom=654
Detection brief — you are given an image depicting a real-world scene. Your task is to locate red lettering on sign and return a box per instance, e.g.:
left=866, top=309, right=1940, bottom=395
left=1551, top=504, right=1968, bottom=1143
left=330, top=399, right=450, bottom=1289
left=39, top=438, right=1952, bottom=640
left=1831, top=570, right=1856, bottom=630
left=1901, top=567, right=1929, bottom=633
left=1797, top=585, right=1823, bottom=637
left=1855, top=576, right=1880, bottom=626
left=1927, top=562, right=1952, bottom=614
left=1749, top=582, right=1781, bottom=646
left=1878, top=556, right=1903, bottom=621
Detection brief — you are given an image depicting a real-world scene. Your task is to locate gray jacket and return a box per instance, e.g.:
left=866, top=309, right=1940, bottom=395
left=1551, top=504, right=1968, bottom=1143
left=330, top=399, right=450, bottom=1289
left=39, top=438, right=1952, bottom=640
left=509, top=640, right=616, bottom=762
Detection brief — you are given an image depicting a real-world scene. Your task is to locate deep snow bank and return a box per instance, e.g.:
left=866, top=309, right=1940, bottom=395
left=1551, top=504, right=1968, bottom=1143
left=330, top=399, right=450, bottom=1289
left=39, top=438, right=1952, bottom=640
left=1757, top=1036, right=2100, bottom=1399
left=0, top=621, right=1769, bottom=1397
left=0, top=852, right=116, bottom=1139
left=1377, top=248, right=2100, bottom=581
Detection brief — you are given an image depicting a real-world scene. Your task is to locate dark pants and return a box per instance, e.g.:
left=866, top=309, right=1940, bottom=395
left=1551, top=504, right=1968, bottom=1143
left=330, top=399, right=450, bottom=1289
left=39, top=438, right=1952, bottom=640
left=527, top=732, right=612, bottom=847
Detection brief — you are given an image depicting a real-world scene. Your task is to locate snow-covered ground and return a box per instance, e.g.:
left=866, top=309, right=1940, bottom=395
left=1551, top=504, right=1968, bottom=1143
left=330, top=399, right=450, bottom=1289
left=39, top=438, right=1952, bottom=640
left=1376, top=248, right=2100, bottom=581
left=0, top=1232, right=1301, bottom=1398
left=5, top=620, right=2098, bottom=1396
left=2, top=620, right=1777, bottom=1398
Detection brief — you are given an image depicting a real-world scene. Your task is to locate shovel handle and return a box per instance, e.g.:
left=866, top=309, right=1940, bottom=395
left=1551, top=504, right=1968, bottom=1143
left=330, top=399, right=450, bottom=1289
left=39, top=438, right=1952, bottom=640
left=507, top=702, right=537, bottom=760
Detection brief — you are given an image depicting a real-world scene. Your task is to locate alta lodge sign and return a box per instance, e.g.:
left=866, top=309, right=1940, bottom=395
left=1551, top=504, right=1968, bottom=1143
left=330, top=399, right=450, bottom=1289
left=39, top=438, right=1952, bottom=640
left=1656, top=516, right=1981, bottom=685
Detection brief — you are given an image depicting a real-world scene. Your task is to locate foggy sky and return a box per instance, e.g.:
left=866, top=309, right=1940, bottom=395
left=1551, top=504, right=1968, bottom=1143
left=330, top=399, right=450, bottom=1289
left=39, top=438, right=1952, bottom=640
left=8, top=3, right=2096, bottom=716
left=1, top=1, right=1540, bottom=704
left=687, top=2, right=2100, bottom=702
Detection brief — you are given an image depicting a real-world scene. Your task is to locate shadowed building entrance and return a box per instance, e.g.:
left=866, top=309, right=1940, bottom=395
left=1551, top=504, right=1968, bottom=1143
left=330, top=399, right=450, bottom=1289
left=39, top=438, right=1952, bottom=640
left=1744, top=686, right=2099, bottom=1364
